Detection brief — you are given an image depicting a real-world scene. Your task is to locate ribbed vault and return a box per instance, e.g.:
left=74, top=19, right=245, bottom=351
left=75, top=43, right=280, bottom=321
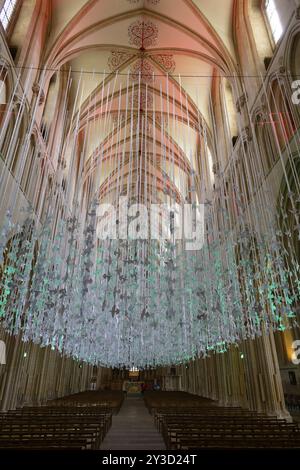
left=43, top=0, right=237, bottom=212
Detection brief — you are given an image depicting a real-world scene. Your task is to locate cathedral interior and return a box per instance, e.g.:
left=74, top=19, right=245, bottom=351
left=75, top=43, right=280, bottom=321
left=0, top=0, right=300, bottom=455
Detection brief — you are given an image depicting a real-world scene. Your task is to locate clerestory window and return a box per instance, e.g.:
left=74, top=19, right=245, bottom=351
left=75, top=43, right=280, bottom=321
left=0, top=0, right=18, bottom=31
left=264, top=0, right=283, bottom=43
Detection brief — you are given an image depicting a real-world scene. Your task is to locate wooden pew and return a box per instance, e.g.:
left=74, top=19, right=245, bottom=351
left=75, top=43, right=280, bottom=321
left=0, top=401, right=113, bottom=450
left=147, top=391, right=300, bottom=449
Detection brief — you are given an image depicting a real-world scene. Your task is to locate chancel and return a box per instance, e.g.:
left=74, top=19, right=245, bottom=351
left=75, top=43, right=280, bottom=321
left=0, top=0, right=300, bottom=452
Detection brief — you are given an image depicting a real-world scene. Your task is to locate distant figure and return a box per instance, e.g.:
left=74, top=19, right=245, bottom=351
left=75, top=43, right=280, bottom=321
left=153, top=382, right=161, bottom=391
left=141, top=382, right=146, bottom=394
left=122, top=381, right=127, bottom=396
left=90, top=376, right=97, bottom=390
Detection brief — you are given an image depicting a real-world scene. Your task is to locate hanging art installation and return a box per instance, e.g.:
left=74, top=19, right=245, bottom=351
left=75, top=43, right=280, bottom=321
left=0, top=22, right=299, bottom=369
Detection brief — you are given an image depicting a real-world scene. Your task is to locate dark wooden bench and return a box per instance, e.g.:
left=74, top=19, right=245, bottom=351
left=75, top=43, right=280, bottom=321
left=0, top=403, right=113, bottom=450
left=149, top=393, right=300, bottom=450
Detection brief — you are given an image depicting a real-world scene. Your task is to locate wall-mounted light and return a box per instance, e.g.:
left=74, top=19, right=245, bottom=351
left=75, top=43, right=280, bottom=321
left=240, top=353, right=244, bottom=360
left=23, top=352, right=27, bottom=358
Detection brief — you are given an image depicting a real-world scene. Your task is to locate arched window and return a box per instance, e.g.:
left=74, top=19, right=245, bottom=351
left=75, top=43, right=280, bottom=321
left=290, top=33, right=300, bottom=81
left=41, top=73, right=60, bottom=143
left=222, top=79, right=238, bottom=146
left=0, top=0, right=18, bottom=31
left=269, top=79, right=297, bottom=150
left=0, top=73, right=7, bottom=127
left=264, top=0, right=283, bottom=44
left=207, top=147, right=215, bottom=186
left=0, top=78, right=6, bottom=104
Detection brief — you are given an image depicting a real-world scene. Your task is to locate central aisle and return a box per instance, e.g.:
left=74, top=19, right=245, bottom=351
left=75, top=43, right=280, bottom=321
left=100, top=396, right=166, bottom=450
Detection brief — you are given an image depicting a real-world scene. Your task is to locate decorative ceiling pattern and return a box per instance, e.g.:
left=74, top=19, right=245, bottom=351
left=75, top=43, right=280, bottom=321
left=128, top=19, right=159, bottom=49
left=132, top=88, right=154, bottom=109
left=107, top=52, right=175, bottom=78
left=107, top=50, right=134, bottom=72
left=152, top=54, right=176, bottom=73
left=127, top=0, right=160, bottom=4
left=130, top=58, right=155, bottom=83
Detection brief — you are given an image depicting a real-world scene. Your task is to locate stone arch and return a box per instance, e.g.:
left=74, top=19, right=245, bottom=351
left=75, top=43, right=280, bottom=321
left=268, top=76, right=297, bottom=151
left=0, top=69, right=8, bottom=129
left=288, top=29, right=300, bottom=80
left=284, top=26, right=300, bottom=123
left=0, top=59, right=15, bottom=138
left=41, top=72, right=60, bottom=143
left=277, top=155, right=300, bottom=263
left=222, top=78, right=238, bottom=145
left=9, top=0, right=37, bottom=51
left=248, top=0, right=273, bottom=65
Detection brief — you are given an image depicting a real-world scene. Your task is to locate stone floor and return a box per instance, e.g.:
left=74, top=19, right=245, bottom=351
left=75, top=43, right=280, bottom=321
left=100, top=395, right=166, bottom=450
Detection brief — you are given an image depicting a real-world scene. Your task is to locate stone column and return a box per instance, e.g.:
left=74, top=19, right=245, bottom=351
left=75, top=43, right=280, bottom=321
left=242, top=330, right=291, bottom=419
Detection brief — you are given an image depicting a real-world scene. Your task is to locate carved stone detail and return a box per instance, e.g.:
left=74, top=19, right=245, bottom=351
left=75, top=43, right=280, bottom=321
left=212, top=162, right=220, bottom=175
left=242, top=126, right=252, bottom=142
left=278, top=65, right=286, bottom=75
left=32, top=82, right=45, bottom=105
left=236, top=93, right=248, bottom=113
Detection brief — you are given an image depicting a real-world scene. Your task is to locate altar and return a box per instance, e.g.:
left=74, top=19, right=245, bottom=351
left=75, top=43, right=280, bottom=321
left=124, top=381, right=143, bottom=394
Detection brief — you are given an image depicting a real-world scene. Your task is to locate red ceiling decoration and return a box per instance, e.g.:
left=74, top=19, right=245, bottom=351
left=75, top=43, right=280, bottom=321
left=126, top=0, right=160, bottom=4
left=152, top=54, right=176, bottom=73
left=132, top=88, right=153, bottom=109
left=128, top=19, right=158, bottom=49
left=130, top=58, right=155, bottom=84
left=107, top=50, right=134, bottom=71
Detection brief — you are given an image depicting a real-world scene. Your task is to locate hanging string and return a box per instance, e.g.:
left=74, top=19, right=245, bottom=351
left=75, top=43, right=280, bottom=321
left=0, top=65, right=299, bottom=368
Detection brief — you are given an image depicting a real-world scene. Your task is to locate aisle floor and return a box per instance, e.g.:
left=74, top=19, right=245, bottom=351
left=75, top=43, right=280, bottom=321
left=101, top=396, right=166, bottom=450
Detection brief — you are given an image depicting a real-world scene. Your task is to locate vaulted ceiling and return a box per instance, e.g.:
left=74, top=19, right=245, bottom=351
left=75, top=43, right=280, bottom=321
left=45, top=0, right=237, bottom=209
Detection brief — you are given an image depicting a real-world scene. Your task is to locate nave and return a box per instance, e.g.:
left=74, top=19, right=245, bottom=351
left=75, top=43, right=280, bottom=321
left=1, top=0, right=300, bottom=456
